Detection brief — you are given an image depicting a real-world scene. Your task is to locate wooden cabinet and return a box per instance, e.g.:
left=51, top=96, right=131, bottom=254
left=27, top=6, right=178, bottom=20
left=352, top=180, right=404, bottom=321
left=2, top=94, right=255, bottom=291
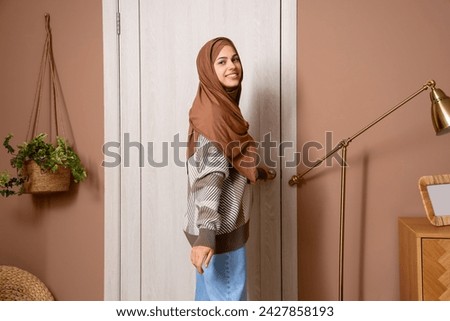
left=399, top=217, right=450, bottom=300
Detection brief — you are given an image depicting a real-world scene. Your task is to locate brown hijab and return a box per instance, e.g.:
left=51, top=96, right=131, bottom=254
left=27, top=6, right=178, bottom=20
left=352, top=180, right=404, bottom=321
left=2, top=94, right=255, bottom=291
left=187, top=37, right=258, bottom=183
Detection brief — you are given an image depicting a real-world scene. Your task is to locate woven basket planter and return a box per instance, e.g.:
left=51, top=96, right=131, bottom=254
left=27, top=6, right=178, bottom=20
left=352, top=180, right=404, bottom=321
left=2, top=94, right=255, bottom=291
left=0, top=265, right=54, bottom=301
left=22, top=160, right=71, bottom=194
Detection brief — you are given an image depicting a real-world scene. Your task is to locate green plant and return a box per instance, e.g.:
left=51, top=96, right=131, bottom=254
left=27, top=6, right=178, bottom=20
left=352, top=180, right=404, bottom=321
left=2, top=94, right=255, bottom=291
left=0, top=133, right=87, bottom=197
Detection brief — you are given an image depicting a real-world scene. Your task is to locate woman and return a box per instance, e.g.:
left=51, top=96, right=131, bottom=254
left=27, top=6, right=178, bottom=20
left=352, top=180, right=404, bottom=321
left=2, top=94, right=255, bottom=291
left=184, top=37, right=275, bottom=301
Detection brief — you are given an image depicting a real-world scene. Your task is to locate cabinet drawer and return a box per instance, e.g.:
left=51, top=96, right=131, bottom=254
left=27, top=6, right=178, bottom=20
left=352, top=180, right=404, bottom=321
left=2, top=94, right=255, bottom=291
left=422, top=238, right=450, bottom=301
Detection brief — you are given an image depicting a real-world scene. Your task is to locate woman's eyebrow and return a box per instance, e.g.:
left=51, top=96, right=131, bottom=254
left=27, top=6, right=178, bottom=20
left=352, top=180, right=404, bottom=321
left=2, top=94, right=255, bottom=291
left=216, top=54, right=238, bottom=61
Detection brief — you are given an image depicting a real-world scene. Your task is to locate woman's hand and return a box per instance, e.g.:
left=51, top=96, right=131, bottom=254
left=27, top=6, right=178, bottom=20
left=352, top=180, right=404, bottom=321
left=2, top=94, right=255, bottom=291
left=191, top=246, right=214, bottom=274
left=257, top=167, right=276, bottom=181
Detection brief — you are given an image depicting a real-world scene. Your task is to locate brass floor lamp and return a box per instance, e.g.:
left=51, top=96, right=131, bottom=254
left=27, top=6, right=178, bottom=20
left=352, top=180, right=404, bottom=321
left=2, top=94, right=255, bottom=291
left=289, top=80, right=450, bottom=301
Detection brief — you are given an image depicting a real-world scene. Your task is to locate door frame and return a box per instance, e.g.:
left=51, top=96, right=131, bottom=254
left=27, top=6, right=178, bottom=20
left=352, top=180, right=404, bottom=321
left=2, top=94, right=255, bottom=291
left=102, top=0, right=298, bottom=300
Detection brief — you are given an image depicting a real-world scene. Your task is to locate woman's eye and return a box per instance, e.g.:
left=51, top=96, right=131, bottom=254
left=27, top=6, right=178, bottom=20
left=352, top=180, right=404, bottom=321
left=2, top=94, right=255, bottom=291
left=217, top=60, right=226, bottom=65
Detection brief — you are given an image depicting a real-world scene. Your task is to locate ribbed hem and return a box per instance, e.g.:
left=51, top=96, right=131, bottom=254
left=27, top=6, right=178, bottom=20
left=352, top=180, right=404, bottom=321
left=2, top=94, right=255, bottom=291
left=194, top=228, right=216, bottom=250
left=185, top=221, right=250, bottom=254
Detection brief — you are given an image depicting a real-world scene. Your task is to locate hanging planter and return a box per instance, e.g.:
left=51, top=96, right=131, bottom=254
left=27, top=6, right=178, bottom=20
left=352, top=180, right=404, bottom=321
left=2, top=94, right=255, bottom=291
left=23, top=160, right=71, bottom=194
left=0, top=14, right=87, bottom=197
left=0, top=133, right=87, bottom=196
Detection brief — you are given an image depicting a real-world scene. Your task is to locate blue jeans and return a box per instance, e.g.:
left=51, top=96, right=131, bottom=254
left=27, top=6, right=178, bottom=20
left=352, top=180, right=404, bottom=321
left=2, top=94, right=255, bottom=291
left=195, top=246, right=247, bottom=301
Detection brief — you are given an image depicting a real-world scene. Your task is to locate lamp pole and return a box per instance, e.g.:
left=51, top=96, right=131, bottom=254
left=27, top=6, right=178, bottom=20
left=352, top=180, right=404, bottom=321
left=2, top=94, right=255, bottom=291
left=338, top=143, right=347, bottom=301
left=289, top=80, right=447, bottom=301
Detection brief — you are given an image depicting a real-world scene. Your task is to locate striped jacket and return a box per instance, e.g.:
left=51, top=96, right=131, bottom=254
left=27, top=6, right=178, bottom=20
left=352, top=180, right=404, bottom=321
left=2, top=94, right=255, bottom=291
left=184, top=134, right=252, bottom=254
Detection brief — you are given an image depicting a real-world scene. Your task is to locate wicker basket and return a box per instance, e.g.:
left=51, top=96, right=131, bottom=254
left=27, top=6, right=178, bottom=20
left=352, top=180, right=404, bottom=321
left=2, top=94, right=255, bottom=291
left=22, top=160, right=71, bottom=194
left=0, top=265, right=54, bottom=301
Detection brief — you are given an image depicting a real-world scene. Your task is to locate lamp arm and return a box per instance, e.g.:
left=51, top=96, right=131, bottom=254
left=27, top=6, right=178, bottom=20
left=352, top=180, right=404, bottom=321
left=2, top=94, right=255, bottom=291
left=288, top=139, right=347, bottom=185
left=347, top=81, right=433, bottom=143
left=289, top=80, right=435, bottom=186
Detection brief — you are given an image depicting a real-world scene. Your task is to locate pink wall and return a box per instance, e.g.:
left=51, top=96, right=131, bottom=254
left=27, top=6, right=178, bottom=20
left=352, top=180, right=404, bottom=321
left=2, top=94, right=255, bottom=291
left=2, top=0, right=449, bottom=302
left=0, top=1, right=104, bottom=300
left=297, top=0, right=450, bottom=300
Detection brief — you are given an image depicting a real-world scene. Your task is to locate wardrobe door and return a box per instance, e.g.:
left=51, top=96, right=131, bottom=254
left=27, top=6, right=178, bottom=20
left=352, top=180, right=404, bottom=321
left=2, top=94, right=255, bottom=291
left=104, top=0, right=297, bottom=301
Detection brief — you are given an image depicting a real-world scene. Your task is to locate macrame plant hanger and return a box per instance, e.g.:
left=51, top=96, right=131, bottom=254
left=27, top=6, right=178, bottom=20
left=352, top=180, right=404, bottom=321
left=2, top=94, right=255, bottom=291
left=26, top=13, right=75, bottom=146
left=20, top=13, right=76, bottom=194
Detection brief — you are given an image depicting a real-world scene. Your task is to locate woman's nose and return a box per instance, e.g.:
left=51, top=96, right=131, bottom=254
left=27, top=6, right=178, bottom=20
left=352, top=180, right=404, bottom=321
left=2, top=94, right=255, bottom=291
left=227, top=61, right=237, bottom=69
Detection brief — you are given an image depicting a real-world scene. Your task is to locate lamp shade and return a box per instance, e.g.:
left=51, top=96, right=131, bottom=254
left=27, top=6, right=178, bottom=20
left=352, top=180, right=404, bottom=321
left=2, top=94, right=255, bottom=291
left=430, top=87, right=450, bottom=135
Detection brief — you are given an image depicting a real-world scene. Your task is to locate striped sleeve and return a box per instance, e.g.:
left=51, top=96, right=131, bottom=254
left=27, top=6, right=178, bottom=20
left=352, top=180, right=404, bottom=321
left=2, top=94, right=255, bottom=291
left=187, top=135, right=230, bottom=250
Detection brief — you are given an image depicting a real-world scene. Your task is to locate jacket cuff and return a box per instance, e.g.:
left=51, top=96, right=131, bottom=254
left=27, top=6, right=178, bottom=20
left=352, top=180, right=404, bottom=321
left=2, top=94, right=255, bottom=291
left=194, top=228, right=216, bottom=251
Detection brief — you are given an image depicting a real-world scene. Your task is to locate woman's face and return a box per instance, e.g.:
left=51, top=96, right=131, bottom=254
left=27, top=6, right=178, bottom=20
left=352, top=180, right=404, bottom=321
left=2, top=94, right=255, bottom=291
left=213, top=45, right=242, bottom=89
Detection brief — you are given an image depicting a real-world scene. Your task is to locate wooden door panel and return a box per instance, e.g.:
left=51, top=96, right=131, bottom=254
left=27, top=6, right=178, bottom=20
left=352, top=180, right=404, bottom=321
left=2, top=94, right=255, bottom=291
left=139, top=0, right=281, bottom=300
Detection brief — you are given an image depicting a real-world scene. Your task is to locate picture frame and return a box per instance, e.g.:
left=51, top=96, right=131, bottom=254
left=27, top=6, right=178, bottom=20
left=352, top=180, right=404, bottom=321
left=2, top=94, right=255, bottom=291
left=418, top=174, right=450, bottom=226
